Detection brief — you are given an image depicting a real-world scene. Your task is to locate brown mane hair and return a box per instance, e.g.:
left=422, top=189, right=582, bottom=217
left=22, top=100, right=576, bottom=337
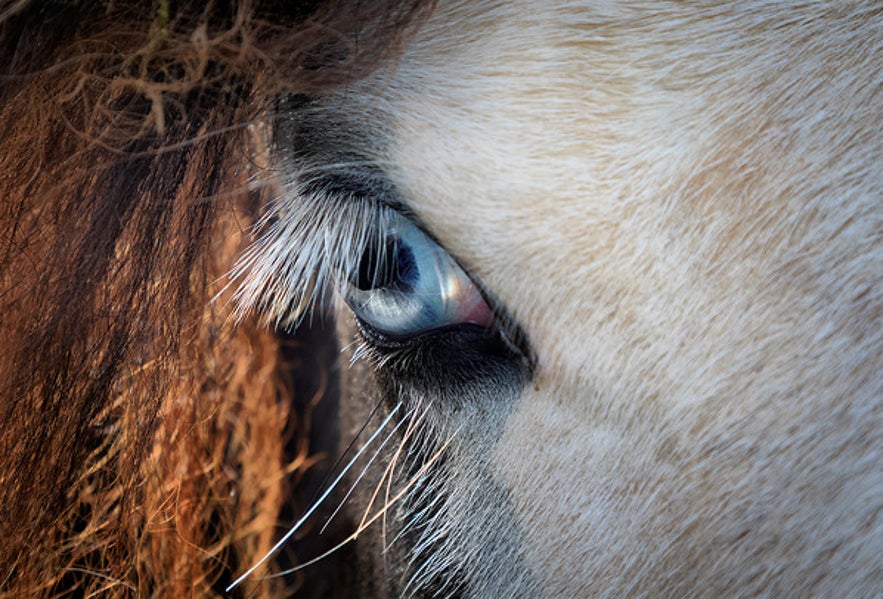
left=0, top=1, right=433, bottom=595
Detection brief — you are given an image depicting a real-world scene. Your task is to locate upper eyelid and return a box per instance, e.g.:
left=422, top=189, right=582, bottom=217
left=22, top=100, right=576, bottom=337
left=297, top=167, right=446, bottom=250
left=298, top=168, right=410, bottom=215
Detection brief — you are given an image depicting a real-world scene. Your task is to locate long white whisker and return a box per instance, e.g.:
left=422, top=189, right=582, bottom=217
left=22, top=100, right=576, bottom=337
left=318, top=405, right=412, bottom=535
left=262, top=428, right=460, bottom=581
left=354, top=399, right=429, bottom=548
left=225, top=402, right=402, bottom=593
left=380, top=399, right=433, bottom=551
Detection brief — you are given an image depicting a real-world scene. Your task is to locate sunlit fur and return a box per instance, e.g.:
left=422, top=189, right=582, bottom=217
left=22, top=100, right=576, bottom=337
left=245, top=0, right=882, bottom=595
left=0, top=1, right=432, bottom=595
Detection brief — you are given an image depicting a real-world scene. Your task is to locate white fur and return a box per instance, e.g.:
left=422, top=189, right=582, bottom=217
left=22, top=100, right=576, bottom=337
left=240, top=1, right=882, bottom=595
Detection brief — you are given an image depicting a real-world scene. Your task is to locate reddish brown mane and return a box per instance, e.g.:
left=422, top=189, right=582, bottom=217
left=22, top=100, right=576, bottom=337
left=0, top=1, right=433, bottom=595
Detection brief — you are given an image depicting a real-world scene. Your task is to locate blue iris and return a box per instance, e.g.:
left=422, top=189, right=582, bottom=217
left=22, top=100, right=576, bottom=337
left=342, top=211, right=484, bottom=338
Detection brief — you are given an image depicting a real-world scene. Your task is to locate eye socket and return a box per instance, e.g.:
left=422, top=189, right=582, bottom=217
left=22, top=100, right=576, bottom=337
left=342, top=211, right=493, bottom=340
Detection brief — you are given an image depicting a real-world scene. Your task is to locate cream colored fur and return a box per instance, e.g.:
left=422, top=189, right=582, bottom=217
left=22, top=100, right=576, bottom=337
left=250, top=1, right=882, bottom=595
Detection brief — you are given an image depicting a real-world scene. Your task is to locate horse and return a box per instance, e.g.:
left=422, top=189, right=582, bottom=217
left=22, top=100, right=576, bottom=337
left=1, top=1, right=880, bottom=596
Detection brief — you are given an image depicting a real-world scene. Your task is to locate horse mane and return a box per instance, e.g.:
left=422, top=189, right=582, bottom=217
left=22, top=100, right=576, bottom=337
left=0, top=1, right=433, bottom=595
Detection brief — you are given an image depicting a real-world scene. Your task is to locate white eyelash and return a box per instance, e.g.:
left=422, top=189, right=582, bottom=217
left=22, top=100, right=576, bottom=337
left=228, top=167, right=393, bottom=329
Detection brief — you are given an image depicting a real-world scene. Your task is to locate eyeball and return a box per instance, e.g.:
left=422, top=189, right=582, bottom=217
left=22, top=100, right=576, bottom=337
left=342, top=212, right=493, bottom=338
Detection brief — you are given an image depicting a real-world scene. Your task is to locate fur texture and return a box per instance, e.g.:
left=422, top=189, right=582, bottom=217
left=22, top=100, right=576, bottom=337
left=248, top=1, right=882, bottom=596
left=0, top=1, right=431, bottom=595
left=1, top=0, right=880, bottom=597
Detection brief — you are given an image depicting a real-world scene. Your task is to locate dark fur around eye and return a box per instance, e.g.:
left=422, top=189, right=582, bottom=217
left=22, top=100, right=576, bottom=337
left=355, top=316, right=534, bottom=409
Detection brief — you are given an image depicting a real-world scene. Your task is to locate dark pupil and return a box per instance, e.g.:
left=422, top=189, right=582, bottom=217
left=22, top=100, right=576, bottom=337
left=395, top=245, right=417, bottom=287
left=355, top=236, right=413, bottom=291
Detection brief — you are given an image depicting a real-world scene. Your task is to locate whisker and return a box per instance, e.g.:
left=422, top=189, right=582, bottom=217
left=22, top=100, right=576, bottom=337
left=358, top=399, right=430, bottom=544
left=308, top=392, right=385, bottom=509
left=380, top=400, right=431, bottom=552
left=225, top=402, right=402, bottom=593
left=262, top=427, right=459, bottom=581
left=318, top=405, right=413, bottom=535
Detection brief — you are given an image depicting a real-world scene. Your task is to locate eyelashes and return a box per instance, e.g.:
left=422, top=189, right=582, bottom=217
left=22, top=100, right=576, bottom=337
left=229, top=170, right=492, bottom=342
left=230, top=171, right=391, bottom=329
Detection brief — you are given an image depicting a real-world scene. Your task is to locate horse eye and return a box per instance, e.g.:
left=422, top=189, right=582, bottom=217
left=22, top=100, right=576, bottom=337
left=342, top=212, right=493, bottom=339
